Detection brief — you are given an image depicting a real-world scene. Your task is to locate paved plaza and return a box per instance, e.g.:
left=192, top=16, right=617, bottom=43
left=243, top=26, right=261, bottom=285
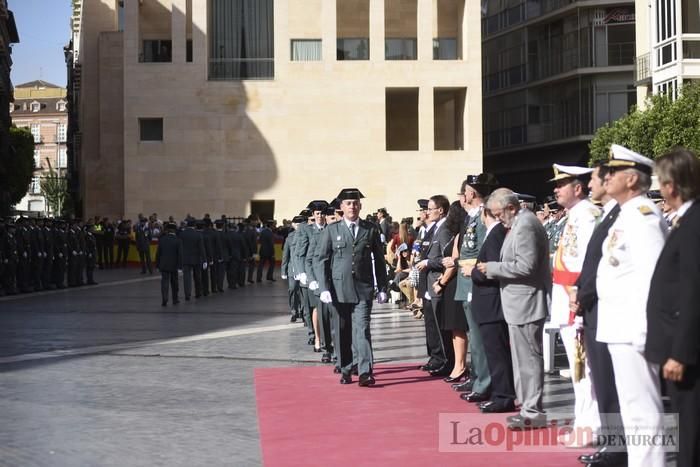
left=0, top=269, right=579, bottom=466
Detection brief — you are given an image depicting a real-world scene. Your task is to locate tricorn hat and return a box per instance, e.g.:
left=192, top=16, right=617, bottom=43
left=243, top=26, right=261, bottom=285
left=336, top=188, right=365, bottom=200
left=307, top=200, right=329, bottom=212
left=465, top=173, right=499, bottom=196
left=416, top=199, right=429, bottom=210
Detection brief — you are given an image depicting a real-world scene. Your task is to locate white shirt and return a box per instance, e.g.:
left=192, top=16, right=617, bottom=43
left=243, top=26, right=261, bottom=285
left=343, top=218, right=358, bottom=236
left=677, top=199, right=694, bottom=218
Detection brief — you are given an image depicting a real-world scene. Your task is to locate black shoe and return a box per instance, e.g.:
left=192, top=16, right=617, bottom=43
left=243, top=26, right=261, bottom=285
left=173, top=300, right=179, bottom=305
left=358, top=373, right=376, bottom=387
left=429, top=366, right=452, bottom=377
left=452, top=379, right=474, bottom=392
left=256, top=279, right=262, bottom=283
left=247, top=280, right=255, bottom=284
left=578, top=448, right=627, bottom=466
left=507, top=417, right=547, bottom=430
left=88, top=281, right=98, bottom=285
left=479, top=401, right=517, bottom=413
left=185, top=296, right=191, bottom=301
left=419, top=361, right=440, bottom=372
left=321, top=353, right=332, bottom=364
left=340, top=374, right=352, bottom=384
left=195, top=294, right=201, bottom=299
left=268, top=278, right=276, bottom=282
left=443, top=369, right=468, bottom=383
left=290, top=315, right=297, bottom=323
left=313, top=346, right=322, bottom=353
left=307, top=337, right=315, bottom=345
left=161, top=301, right=167, bottom=307
left=464, top=391, right=491, bottom=403
left=333, top=367, right=341, bottom=374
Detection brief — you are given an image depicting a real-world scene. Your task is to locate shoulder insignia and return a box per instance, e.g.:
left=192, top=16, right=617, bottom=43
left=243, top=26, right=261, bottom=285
left=638, top=205, right=653, bottom=216
left=591, top=208, right=601, bottom=218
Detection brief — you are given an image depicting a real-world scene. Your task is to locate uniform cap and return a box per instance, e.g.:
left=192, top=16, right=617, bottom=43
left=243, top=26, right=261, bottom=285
left=336, top=188, right=365, bottom=200
left=515, top=192, right=536, bottom=202
left=329, top=198, right=341, bottom=210
left=465, top=173, right=499, bottom=195
left=416, top=199, right=429, bottom=210
left=323, top=207, right=336, bottom=216
left=549, top=164, right=594, bottom=182
left=291, top=215, right=307, bottom=223
left=605, top=144, right=654, bottom=175
left=307, top=200, right=329, bottom=211
left=299, top=209, right=312, bottom=218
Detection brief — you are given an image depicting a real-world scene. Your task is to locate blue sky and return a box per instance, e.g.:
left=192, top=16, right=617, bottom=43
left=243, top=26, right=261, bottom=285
left=8, top=0, right=72, bottom=88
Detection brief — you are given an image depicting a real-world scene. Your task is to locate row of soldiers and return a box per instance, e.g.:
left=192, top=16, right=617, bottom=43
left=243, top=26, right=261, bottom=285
left=0, top=217, right=98, bottom=296
left=153, top=217, right=276, bottom=305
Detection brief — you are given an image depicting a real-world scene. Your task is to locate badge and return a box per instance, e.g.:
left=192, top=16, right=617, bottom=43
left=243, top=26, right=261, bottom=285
left=467, top=241, right=475, bottom=249
left=336, top=235, right=341, bottom=241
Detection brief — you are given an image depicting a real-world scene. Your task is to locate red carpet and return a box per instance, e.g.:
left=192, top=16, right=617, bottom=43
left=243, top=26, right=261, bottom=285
left=255, top=363, right=587, bottom=466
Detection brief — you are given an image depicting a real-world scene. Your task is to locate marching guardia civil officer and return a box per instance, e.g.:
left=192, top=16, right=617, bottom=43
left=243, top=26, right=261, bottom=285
left=548, top=164, right=601, bottom=446
left=596, top=145, right=667, bottom=467
left=317, top=188, right=388, bottom=386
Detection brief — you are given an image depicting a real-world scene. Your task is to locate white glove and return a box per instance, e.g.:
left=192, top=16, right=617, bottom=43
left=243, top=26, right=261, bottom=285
left=377, top=292, right=388, bottom=304
left=281, top=274, right=287, bottom=280
left=320, top=291, right=332, bottom=304
left=309, top=281, right=319, bottom=291
left=202, top=262, right=208, bottom=270
left=299, top=272, right=307, bottom=285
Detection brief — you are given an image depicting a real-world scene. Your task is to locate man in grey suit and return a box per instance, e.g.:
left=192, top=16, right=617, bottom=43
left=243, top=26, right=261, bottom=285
left=477, top=188, right=551, bottom=429
left=318, top=188, right=388, bottom=386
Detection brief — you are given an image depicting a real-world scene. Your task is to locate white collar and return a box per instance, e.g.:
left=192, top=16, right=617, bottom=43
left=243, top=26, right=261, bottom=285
left=343, top=218, right=359, bottom=229
left=434, top=217, right=447, bottom=231
left=677, top=199, right=695, bottom=218
left=602, top=199, right=618, bottom=216
left=485, top=221, right=500, bottom=239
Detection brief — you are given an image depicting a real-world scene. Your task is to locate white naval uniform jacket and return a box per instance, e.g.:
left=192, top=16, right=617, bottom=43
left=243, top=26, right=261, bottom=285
left=596, top=195, right=668, bottom=349
left=550, top=199, right=600, bottom=326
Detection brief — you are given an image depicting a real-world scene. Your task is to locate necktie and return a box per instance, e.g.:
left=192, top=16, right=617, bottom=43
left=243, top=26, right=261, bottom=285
left=350, top=223, right=356, bottom=238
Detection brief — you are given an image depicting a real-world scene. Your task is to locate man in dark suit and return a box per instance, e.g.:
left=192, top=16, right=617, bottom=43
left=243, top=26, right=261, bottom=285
left=646, top=148, right=700, bottom=467
left=244, top=220, right=259, bottom=284
left=416, top=195, right=454, bottom=376
left=214, top=219, right=228, bottom=293
left=572, top=164, right=625, bottom=467
left=134, top=216, right=153, bottom=274
left=201, top=219, right=215, bottom=296
left=225, top=220, right=245, bottom=290
left=256, top=220, right=276, bottom=282
left=156, top=222, right=182, bottom=306
left=180, top=219, right=205, bottom=300
left=466, top=208, right=514, bottom=413
left=318, top=188, right=388, bottom=386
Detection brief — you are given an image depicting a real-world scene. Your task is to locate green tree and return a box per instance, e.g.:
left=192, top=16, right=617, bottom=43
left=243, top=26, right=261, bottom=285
left=589, top=83, right=700, bottom=165
left=0, top=126, right=36, bottom=214
left=40, top=161, right=69, bottom=216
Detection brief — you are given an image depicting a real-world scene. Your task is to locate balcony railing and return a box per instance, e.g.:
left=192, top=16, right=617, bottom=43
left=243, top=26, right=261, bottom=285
left=208, top=58, right=274, bottom=80
left=635, top=52, right=651, bottom=84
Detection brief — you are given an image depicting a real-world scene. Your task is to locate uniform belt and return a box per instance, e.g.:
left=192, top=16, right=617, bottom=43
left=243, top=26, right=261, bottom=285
left=552, top=268, right=579, bottom=286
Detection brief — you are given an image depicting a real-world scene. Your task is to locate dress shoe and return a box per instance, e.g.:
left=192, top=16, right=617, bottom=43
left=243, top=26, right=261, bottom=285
left=452, top=379, right=473, bottom=392
left=173, top=300, right=180, bottom=305
left=268, top=278, right=276, bottom=282
left=578, top=448, right=627, bottom=466
left=507, top=417, right=547, bottom=430
left=321, top=353, right=332, bottom=363
left=290, top=315, right=297, bottom=323
left=429, top=366, right=452, bottom=377
left=161, top=301, right=167, bottom=307
left=358, top=373, right=376, bottom=387
left=185, top=296, right=191, bottom=301
left=419, top=362, right=438, bottom=371
left=443, top=369, right=468, bottom=383
left=333, top=367, right=341, bottom=374
left=464, top=391, right=490, bottom=403
left=339, top=374, right=352, bottom=384
left=479, top=401, right=517, bottom=413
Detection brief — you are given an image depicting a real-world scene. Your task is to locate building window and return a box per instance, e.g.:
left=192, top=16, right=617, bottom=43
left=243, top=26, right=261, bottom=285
left=386, top=88, right=419, bottom=151
left=31, top=176, right=41, bottom=195
left=141, top=40, right=172, bottom=62
left=34, top=150, right=41, bottom=169
left=58, top=148, right=67, bottom=168
left=337, top=0, right=370, bottom=60
left=57, top=123, right=67, bottom=142
left=385, top=0, right=417, bottom=60
left=209, top=0, right=275, bottom=80
left=434, top=0, right=463, bottom=60
left=291, top=39, right=322, bottom=61
left=30, top=124, right=41, bottom=143
left=139, top=118, right=164, bottom=142
left=434, top=88, right=465, bottom=150
left=31, top=102, right=41, bottom=112
left=57, top=101, right=66, bottom=112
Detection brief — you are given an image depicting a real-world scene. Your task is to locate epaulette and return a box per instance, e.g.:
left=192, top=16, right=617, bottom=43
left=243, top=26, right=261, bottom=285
left=591, top=208, right=602, bottom=218
left=638, top=205, right=653, bottom=216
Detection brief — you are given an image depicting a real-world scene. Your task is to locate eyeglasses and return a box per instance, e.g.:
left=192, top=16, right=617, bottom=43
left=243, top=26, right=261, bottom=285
left=427, top=207, right=440, bottom=211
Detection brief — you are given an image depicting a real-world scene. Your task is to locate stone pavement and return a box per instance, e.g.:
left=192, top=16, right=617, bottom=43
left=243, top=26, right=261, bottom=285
left=0, top=269, right=577, bottom=467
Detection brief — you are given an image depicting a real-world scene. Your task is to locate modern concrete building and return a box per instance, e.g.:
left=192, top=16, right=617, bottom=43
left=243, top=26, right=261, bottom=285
left=0, top=0, right=19, bottom=213
left=634, top=0, right=700, bottom=101
left=69, top=0, right=482, bottom=221
left=11, top=80, right=69, bottom=214
left=481, top=1, right=637, bottom=197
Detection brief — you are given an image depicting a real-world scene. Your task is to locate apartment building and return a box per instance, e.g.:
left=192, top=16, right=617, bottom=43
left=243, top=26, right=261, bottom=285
left=0, top=0, right=19, bottom=214
left=69, top=0, right=482, bottom=221
left=11, top=80, right=69, bottom=213
left=482, top=0, right=636, bottom=197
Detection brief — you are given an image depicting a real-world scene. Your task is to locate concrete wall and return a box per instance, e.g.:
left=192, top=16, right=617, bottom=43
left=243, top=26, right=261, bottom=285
left=80, top=0, right=481, bottom=221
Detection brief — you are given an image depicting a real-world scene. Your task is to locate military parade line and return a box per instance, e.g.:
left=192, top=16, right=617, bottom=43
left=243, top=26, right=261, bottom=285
left=2, top=145, right=699, bottom=467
